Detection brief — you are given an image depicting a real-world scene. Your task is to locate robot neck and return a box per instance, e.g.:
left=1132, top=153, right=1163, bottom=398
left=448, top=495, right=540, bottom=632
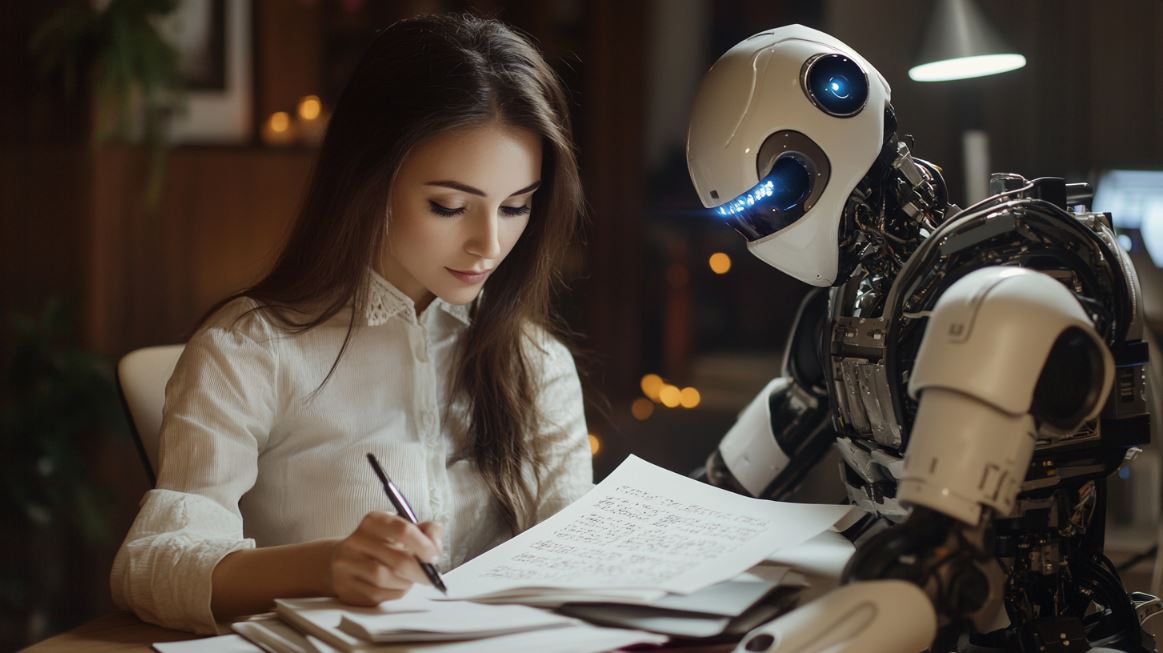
left=835, top=132, right=950, bottom=286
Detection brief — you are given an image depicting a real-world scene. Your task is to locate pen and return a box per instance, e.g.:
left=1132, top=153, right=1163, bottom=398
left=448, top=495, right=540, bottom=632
left=365, top=452, right=449, bottom=595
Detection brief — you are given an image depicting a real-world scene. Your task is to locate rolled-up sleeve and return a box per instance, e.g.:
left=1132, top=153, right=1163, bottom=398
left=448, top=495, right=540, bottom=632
left=530, top=333, right=594, bottom=522
left=110, top=301, right=279, bottom=634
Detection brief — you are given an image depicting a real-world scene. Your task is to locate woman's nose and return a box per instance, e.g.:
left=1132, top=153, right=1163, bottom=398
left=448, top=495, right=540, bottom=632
left=465, top=210, right=502, bottom=259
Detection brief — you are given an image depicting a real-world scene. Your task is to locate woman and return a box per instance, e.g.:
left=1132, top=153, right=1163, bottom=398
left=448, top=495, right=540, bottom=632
left=111, top=13, right=592, bottom=633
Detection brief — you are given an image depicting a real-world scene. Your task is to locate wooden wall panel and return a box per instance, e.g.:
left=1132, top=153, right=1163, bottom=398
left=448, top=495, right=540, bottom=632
left=85, top=147, right=314, bottom=356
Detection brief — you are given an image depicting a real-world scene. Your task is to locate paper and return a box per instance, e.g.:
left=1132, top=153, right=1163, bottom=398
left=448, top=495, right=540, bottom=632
left=234, top=616, right=322, bottom=653
left=558, top=604, right=732, bottom=639
left=650, top=576, right=785, bottom=617
left=275, top=597, right=664, bottom=653
left=153, top=634, right=263, bottom=653
left=463, top=587, right=665, bottom=607
left=764, top=529, right=856, bottom=578
left=338, top=603, right=575, bottom=642
left=386, top=623, right=668, bottom=653
left=444, top=455, right=854, bottom=599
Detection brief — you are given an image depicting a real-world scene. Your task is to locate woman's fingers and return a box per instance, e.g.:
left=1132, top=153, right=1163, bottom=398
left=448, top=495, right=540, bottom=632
left=329, top=513, right=448, bottom=606
left=345, top=535, right=431, bottom=585
left=358, top=512, right=440, bottom=562
left=419, top=521, right=445, bottom=554
left=336, top=574, right=409, bottom=606
left=334, top=550, right=413, bottom=589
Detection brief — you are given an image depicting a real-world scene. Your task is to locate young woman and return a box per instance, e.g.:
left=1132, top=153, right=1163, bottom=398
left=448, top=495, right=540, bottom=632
left=110, top=14, right=592, bottom=634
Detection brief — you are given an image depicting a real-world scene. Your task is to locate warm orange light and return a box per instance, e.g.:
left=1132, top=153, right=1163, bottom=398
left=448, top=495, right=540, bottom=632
left=679, top=387, right=701, bottom=409
left=588, top=433, right=601, bottom=455
left=640, top=374, right=663, bottom=401
left=709, top=252, right=732, bottom=275
left=659, top=384, right=681, bottom=408
left=298, top=95, right=322, bottom=121
left=631, top=398, right=655, bottom=421
left=269, top=111, right=291, bottom=133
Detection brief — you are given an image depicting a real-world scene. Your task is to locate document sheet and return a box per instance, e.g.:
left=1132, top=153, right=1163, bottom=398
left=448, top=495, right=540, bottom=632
left=445, top=455, right=854, bottom=599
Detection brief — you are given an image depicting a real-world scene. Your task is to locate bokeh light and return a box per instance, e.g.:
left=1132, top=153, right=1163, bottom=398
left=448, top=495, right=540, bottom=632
left=269, top=112, right=291, bottom=133
left=708, top=252, right=732, bottom=274
left=659, top=384, right=681, bottom=408
left=640, top=373, right=663, bottom=401
left=588, top=433, right=601, bottom=455
left=679, top=387, right=701, bottom=409
left=297, top=95, right=322, bottom=120
left=631, top=398, right=655, bottom=421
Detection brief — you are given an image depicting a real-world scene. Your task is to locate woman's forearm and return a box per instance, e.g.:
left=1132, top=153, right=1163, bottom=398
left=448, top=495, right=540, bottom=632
left=210, top=538, right=337, bottom=620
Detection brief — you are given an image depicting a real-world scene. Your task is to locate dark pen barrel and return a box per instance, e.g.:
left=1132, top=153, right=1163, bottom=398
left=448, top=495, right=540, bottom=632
left=366, top=453, right=449, bottom=594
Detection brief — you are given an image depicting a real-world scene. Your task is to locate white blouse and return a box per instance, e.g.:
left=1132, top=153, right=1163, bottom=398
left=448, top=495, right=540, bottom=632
left=110, top=270, right=593, bottom=634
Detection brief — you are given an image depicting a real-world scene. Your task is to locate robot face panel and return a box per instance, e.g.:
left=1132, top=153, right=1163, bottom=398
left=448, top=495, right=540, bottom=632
left=686, top=25, right=891, bottom=286
left=715, top=131, right=831, bottom=241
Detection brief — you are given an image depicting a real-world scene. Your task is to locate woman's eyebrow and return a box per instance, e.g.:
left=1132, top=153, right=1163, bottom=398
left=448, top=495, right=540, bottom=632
left=424, top=180, right=541, bottom=197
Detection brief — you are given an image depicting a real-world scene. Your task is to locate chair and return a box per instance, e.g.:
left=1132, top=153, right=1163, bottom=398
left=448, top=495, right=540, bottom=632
left=115, top=345, right=184, bottom=486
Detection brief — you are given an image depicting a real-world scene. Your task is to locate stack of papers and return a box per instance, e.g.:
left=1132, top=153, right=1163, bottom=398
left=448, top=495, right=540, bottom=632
left=155, top=455, right=859, bottom=653
left=337, top=602, right=574, bottom=642
left=441, top=455, right=854, bottom=605
left=264, top=599, right=667, bottom=653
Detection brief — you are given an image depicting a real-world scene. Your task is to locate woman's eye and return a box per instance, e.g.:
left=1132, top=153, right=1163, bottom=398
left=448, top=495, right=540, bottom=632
left=501, top=205, right=532, bottom=217
left=428, top=201, right=465, bottom=217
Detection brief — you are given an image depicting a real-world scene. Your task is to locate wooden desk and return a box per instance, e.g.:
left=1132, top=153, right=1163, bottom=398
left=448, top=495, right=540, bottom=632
left=22, top=613, right=199, bottom=652
left=22, top=612, right=736, bottom=653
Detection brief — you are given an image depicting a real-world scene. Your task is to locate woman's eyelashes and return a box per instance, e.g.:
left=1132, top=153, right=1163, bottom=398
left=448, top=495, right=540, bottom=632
left=427, top=200, right=531, bottom=217
left=427, top=201, right=464, bottom=217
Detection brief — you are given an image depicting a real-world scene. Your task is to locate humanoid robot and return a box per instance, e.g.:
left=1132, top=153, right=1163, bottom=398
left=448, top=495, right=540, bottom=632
left=685, top=25, right=1157, bottom=653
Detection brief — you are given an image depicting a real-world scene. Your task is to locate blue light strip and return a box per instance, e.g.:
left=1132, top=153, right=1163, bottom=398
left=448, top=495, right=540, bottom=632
left=716, top=179, right=775, bottom=217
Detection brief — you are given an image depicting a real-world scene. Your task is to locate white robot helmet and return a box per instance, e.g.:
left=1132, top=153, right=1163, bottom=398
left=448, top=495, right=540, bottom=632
left=686, top=25, right=892, bottom=286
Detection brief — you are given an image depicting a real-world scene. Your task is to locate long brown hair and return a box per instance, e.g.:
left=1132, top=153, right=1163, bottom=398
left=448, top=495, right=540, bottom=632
left=204, top=14, right=584, bottom=534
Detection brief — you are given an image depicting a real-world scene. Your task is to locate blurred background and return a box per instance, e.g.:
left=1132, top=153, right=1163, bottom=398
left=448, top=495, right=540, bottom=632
left=4, top=0, right=1163, bottom=648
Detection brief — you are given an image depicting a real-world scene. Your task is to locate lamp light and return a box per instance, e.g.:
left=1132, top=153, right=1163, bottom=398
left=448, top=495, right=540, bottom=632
left=908, top=0, right=1026, bottom=82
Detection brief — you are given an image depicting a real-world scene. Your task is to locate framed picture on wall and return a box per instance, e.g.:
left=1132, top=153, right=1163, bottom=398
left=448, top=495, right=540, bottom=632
left=158, top=0, right=253, bottom=144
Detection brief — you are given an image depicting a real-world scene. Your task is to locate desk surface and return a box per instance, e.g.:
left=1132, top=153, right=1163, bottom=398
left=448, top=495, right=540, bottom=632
left=22, top=612, right=736, bottom=653
left=22, top=613, right=196, bottom=653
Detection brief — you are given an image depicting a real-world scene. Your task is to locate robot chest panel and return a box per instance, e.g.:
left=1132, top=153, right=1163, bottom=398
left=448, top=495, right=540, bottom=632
left=828, top=314, right=902, bottom=451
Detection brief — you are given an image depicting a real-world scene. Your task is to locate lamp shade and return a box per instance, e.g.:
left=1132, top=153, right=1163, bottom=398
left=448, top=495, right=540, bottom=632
left=908, top=0, right=1026, bottom=82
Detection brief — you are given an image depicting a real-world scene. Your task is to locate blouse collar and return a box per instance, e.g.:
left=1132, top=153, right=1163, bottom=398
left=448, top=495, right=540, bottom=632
left=365, top=268, right=471, bottom=327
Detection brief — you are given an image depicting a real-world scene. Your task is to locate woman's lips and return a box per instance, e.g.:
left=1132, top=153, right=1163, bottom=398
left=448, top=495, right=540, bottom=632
left=446, top=267, right=493, bottom=284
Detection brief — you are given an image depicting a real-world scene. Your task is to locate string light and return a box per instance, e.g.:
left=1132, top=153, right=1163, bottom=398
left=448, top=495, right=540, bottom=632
left=588, top=433, right=601, bottom=455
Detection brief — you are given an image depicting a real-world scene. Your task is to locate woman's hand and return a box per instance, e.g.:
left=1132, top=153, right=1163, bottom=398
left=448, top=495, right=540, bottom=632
left=327, top=511, right=445, bottom=605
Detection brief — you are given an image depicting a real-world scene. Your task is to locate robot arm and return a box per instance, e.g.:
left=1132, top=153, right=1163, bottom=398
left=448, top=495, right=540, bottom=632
left=702, top=290, right=838, bottom=501
left=737, top=267, right=1115, bottom=653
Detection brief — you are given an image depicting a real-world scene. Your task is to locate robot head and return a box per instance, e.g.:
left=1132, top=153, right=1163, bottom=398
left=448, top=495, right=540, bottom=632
left=686, top=25, right=892, bottom=286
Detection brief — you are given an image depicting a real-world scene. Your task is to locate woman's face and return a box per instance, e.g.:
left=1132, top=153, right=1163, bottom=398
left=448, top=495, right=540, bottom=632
left=379, top=121, right=542, bottom=313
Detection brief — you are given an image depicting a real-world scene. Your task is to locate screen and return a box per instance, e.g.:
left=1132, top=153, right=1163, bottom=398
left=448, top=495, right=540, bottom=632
left=1092, top=169, right=1163, bottom=268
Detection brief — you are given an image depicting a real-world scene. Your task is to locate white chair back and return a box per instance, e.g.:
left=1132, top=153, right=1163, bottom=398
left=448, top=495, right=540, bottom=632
left=116, top=344, right=184, bottom=485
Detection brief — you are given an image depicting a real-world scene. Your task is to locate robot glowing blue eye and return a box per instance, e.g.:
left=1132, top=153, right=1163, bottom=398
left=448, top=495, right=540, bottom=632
left=827, top=76, right=850, bottom=98
left=803, top=54, right=868, bottom=117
